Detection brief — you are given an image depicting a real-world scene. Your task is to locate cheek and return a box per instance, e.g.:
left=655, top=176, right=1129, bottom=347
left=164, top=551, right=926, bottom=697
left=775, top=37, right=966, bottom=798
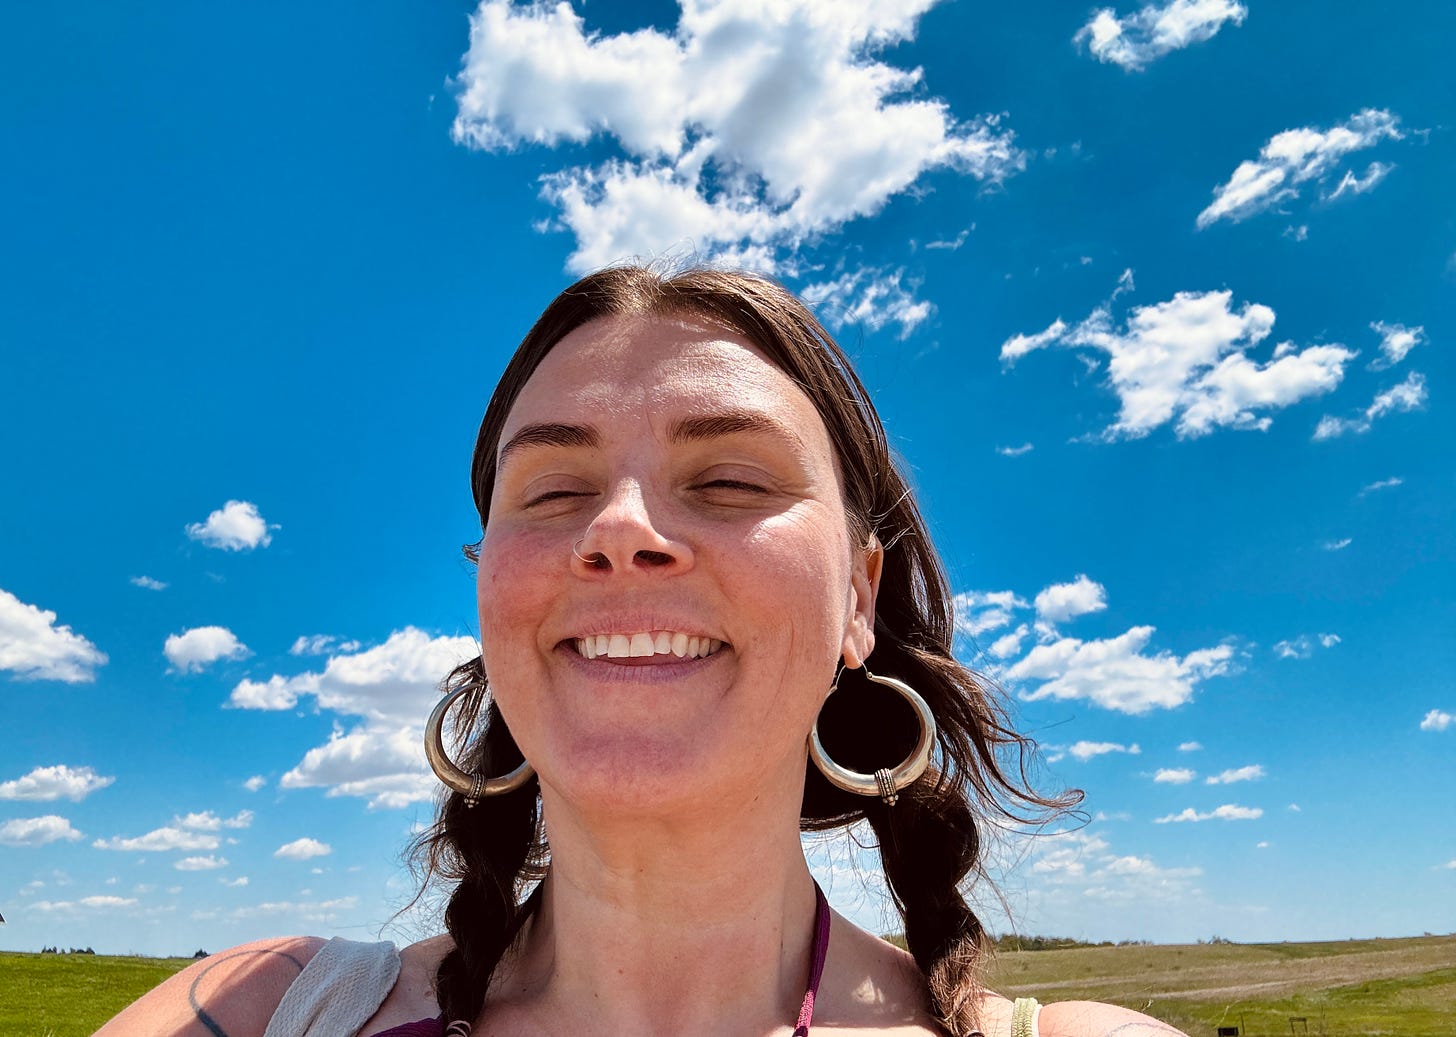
left=476, top=527, right=557, bottom=668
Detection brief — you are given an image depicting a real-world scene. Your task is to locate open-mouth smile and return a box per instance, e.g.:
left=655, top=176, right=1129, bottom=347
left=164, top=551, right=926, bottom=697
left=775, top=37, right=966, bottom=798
left=571, top=630, right=726, bottom=660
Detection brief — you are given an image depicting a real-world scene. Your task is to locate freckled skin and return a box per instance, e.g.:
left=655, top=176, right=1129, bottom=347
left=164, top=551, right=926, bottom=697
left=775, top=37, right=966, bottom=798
left=479, top=315, right=878, bottom=818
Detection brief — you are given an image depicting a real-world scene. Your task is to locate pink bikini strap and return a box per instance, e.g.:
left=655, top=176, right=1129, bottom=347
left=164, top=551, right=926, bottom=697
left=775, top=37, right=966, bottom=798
left=792, top=882, right=831, bottom=1037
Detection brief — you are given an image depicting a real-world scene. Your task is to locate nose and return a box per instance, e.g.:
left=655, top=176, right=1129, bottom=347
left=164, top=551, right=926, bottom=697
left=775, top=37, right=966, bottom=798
left=572, top=479, right=691, bottom=577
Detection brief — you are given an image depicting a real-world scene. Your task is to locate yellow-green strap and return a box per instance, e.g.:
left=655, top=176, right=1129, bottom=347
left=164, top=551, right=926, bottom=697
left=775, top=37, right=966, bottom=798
left=1012, top=996, right=1041, bottom=1037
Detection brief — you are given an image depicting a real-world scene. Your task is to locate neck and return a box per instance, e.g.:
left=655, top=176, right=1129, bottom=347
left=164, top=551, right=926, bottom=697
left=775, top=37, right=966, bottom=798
left=499, top=785, right=820, bottom=1036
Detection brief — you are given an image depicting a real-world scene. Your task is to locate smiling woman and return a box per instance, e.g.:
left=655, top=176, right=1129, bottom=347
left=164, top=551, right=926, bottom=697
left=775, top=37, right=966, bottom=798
left=96, top=267, right=1187, bottom=1037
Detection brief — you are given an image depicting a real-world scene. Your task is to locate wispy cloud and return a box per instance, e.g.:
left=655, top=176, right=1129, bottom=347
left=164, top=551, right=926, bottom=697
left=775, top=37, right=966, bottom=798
left=1155, top=803, right=1263, bottom=823
left=1359, top=476, right=1403, bottom=496
left=1368, top=321, right=1425, bottom=369
left=0, top=588, right=108, bottom=683
left=1178, top=741, right=1203, bottom=752
left=452, top=0, right=1022, bottom=273
left=129, top=575, right=167, bottom=591
left=1206, top=764, right=1264, bottom=784
left=800, top=266, right=932, bottom=339
left=996, top=443, right=1034, bottom=457
left=1197, top=109, right=1404, bottom=228
left=1273, top=633, right=1339, bottom=659
left=1001, top=276, right=1353, bottom=440
left=1321, top=538, right=1352, bottom=552
left=175, top=855, right=228, bottom=871
left=185, top=499, right=276, bottom=551
left=1076, top=0, right=1247, bottom=72
left=1069, top=741, right=1141, bottom=762
left=1313, top=372, right=1427, bottom=440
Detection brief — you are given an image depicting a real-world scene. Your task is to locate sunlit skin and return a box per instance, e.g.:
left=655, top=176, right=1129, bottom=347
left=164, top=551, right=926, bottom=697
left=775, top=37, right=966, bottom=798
left=478, top=314, right=879, bottom=822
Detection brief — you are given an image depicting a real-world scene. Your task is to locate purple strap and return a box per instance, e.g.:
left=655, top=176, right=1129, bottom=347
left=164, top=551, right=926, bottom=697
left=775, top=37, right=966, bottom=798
left=792, top=881, right=832, bottom=1037
left=392, top=882, right=833, bottom=1037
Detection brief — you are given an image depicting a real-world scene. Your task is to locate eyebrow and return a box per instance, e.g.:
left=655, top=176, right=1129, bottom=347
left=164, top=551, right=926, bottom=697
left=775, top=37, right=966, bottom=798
left=497, top=409, right=803, bottom=467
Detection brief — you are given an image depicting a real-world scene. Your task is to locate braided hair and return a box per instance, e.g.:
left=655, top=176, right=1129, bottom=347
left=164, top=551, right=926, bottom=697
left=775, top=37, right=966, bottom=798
left=413, top=266, right=1078, bottom=1034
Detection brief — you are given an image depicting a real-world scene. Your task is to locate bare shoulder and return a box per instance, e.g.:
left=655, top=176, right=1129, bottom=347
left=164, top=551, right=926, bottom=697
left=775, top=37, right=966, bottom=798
left=1036, top=999, right=1190, bottom=1036
left=95, top=935, right=326, bottom=1037
left=356, top=934, right=453, bottom=1035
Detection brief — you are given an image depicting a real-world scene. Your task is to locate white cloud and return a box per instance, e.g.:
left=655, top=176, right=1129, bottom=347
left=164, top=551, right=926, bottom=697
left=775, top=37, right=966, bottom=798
left=34, top=895, right=137, bottom=912
left=275, top=837, right=332, bottom=860
left=987, top=624, right=1029, bottom=660
left=94, top=826, right=220, bottom=853
left=951, top=590, right=1029, bottom=640
left=923, top=228, right=970, bottom=250
left=129, top=575, right=167, bottom=591
left=173, top=810, right=253, bottom=831
left=164, top=626, right=249, bottom=674
left=800, top=266, right=932, bottom=339
left=289, top=634, right=362, bottom=657
left=1283, top=224, right=1308, bottom=242
left=1288, top=803, right=1301, bottom=812
left=1274, top=634, right=1339, bottom=659
left=1034, top=574, right=1107, bottom=625
left=1178, top=741, right=1202, bottom=752
left=1206, top=764, right=1264, bottom=785
left=1369, top=321, right=1426, bottom=369
left=185, top=500, right=276, bottom=551
left=1358, top=476, right=1403, bottom=496
left=1001, top=280, right=1353, bottom=440
left=1075, top=0, right=1246, bottom=72
left=1068, top=740, right=1140, bottom=762
left=221, top=876, right=250, bottom=887
left=1197, top=109, right=1404, bottom=228
left=1325, top=161, right=1393, bottom=202
left=1006, top=625, right=1232, bottom=714
left=229, top=896, right=357, bottom=923
left=1154, top=768, right=1196, bottom=784
left=1420, top=709, right=1453, bottom=732
left=1155, top=803, right=1263, bottom=823
left=0, top=588, right=108, bottom=683
left=1322, top=538, right=1352, bottom=552
left=231, top=628, right=480, bottom=809
left=1319, top=633, right=1341, bottom=648
left=1314, top=371, right=1428, bottom=440
left=0, top=764, right=114, bottom=802
left=996, top=443, right=1033, bottom=457
left=175, top=855, right=228, bottom=871
left=452, top=0, right=1023, bottom=274
left=243, top=775, right=267, bottom=792
left=0, top=815, right=84, bottom=847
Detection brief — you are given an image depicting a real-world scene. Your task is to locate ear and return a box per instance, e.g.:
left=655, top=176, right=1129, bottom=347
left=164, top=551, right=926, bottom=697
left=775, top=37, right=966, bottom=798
left=840, top=533, right=883, bottom=669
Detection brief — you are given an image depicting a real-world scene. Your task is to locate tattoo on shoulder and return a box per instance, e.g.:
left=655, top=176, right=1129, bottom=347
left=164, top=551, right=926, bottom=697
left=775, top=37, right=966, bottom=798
left=187, top=945, right=307, bottom=1037
left=1104, top=1023, right=1187, bottom=1036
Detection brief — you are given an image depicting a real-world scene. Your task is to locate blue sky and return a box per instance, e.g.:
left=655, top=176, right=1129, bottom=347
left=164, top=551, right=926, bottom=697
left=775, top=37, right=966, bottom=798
left=2, top=0, right=1452, bottom=956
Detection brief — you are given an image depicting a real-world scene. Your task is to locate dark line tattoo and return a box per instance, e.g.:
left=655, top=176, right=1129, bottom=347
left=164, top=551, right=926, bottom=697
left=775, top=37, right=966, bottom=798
left=186, top=946, right=307, bottom=1037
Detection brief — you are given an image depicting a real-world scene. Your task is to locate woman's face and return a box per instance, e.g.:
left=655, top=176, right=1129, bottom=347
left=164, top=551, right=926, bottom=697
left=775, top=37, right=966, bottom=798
left=478, top=315, right=879, bottom=816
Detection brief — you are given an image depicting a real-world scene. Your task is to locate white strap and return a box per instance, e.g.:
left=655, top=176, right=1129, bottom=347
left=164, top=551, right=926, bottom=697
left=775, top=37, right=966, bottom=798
left=263, top=937, right=402, bottom=1037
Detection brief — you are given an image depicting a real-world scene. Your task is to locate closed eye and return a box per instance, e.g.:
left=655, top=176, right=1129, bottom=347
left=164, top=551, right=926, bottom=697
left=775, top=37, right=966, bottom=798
left=525, top=489, right=594, bottom=508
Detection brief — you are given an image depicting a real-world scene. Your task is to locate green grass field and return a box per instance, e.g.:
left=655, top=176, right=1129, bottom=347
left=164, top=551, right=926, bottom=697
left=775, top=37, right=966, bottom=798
left=3, top=935, right=1452, bottom=1036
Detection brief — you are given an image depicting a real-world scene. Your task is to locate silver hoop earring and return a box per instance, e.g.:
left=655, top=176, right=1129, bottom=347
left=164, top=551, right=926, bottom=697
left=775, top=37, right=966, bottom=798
left=808, top=667, right=935, bottom=807
left=424, top=683, right=535, bottom=806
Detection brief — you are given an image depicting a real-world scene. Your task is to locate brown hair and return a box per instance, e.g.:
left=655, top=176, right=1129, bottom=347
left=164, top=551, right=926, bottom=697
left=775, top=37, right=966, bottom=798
left=415, top=266, right=1077, bottom=1034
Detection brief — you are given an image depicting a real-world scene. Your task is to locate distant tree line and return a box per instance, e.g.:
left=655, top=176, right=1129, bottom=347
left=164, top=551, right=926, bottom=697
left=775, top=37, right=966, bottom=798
left=883, top=933, right=1154, bottom=952
left=39, top=946, right=96, bottom=954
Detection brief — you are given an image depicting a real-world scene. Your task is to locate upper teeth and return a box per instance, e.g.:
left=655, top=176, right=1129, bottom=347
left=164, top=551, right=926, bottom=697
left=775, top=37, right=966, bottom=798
left=574, top=631, right=724, bottom=660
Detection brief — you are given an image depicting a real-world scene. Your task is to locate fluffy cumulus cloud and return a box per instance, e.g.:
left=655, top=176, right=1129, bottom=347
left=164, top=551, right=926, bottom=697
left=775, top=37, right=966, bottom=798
left=1420, top=709, right=1452, bottom=732
left=0, top=815, right=84, bottom=847
left=1178, top=741, right=1202, bottom=752
left=951, top=590, right=1029, bottom=640
left=185, top=499, right=276, bottom=551
left=1034, top=574, right=1107, bottom=625
left=0, top=764, right=114, bottom=802
left=1155, top=803, right=1263, bottom=823
left=451, top=0, right=1022, bottom=275
left=243, top=775, right=267, bottom=792
left=275, top=837, right=332, bottom=860
left=1196, top=109, right=1404, bottom=229
left=1313, top=371, right=1427, bottom=440
left=1006, top=625, right=1232, bottom=714
left=92, top=810, right=241, bottom=852
left=1001, top=277, right=1353, bottom=440
left=800, top=266, right=932, bottom=339
left=1075, top=0, right=1247, bottom=72
left=0, top=588, right=108, bottom=683
left=1004, top=828, right=1203, bottom=912
left=231, top=628, right=478, bottom=808
left=175, top=855, right=228, bottom=871
left=164, top=626, right=249, bottom=673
